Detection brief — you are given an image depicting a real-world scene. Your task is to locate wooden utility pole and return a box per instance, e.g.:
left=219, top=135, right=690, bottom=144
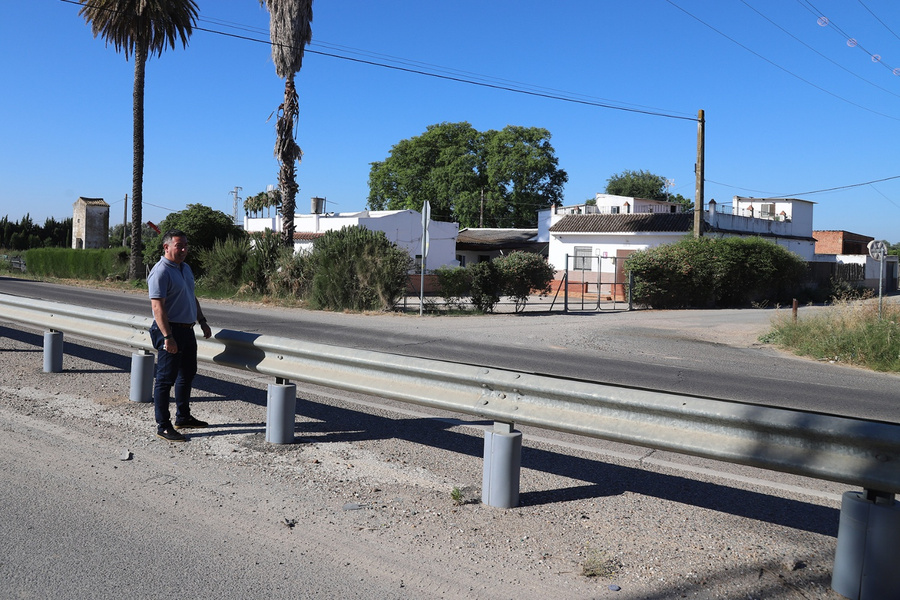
left=694, top=109, right=705, bottom=238
left=123, top=194, right=128, bottom=247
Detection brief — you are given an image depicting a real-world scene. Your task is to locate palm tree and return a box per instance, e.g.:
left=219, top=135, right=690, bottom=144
left=78, top=0, right=199, bottom=279
left=260, top=0, right=314, bottom=248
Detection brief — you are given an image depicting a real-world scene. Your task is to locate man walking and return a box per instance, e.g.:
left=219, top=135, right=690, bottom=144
left=148, top=229, right=212, bottom=442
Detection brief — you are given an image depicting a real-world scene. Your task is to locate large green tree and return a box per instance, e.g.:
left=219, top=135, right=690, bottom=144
left=260, top=0, right=314, bottom=248
left=143, top=203, right=244, bottom=276
left=78, top=0, right=199, bottom=280
left=605, top=169, right=692, bottom=211
left=368, top=122, right=567, bottom=228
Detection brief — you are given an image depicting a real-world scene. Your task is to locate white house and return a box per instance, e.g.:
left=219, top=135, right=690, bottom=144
left=542, top=194, right=818, bottom=289
left=707, top=196, right=817, bottom=260
left=244, top=205, right=460, bottom=270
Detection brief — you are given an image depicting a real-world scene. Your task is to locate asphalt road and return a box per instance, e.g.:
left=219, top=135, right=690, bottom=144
left=1, top=276, right=897, bottom=423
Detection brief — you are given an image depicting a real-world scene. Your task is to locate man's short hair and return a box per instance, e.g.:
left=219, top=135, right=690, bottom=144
left=162, top=230, right=188, bottom=246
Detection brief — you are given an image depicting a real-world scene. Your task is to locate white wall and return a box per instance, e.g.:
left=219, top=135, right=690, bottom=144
left=244, top=210, right=459, bottom=270
left=548, top=232, right=686, bottom=272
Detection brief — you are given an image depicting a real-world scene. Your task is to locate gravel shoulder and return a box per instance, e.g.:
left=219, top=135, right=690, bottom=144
left=0, top=318, right=848, bottom=600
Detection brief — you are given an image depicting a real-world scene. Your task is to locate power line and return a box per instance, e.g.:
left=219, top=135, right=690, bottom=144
left=192, top=24, right=698, bottom=122
left=796, top=0, right=899, bottom=74
left=62, top=1, right=697, bottom=122
left=739, top=0, right=900, bottom=100
left=779, top=174, right=900, bottom=196
left=664, top=0, right=900, bottom=121
left=856, top=0, right=900, bottom=45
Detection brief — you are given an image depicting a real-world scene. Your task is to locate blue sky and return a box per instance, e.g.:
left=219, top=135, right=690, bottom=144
left=2, top=1, right=899, bottom=243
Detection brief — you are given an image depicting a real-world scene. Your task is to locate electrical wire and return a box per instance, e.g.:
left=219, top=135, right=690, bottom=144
left=739, top=0, right=900, bottom=100
left=664, top=0, right=900, bottom=121
left=856, top=0, right=900, bottom=45
left=60, top=0, right=695, bottom=122
left=796, top=0, right=899, bottom=74
left=779, top=174, right=900, bottom=196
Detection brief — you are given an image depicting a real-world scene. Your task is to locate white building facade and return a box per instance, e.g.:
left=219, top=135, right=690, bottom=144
left=542, top=195, right=818, bottom=278
left=244, top=208, right=460, bottom=270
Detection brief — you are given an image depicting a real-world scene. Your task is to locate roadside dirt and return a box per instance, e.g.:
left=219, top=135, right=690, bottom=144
left=0, top=319, right=847, bottom=599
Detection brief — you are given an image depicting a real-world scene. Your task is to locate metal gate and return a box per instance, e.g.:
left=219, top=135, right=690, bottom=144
left=550, top=254, right=632, bottom=312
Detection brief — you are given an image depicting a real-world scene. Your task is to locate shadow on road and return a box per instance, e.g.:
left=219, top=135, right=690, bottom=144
left=2, top=324, right=839, bottom=538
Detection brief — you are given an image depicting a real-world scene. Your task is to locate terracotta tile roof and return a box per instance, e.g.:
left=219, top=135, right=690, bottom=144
left=293, top=232, right=325, bottom=241
left=550, top=213, right=694, bottom=233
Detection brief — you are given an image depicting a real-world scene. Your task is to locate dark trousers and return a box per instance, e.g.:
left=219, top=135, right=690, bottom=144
left=150, top=323, right=198, bottom=428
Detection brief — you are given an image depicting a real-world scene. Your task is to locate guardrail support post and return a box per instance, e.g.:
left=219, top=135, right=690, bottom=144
left=129, top=350, right=154, bottom=403
left=43, top=330, right=63, bottom=373
left=832, top=489, right=900, bottom=600
left=266, top=379, right=296, bottom=444
left=482, top=421, right=522, bottom=508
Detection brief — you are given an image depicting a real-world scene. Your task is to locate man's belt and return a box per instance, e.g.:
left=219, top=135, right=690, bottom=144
left=170, top=322, right=196, bottom=328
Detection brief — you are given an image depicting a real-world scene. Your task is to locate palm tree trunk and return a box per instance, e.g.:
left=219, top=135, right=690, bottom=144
left=276, top=75, right=300, bottom=248
left=129, top=45, right=146, bottom=280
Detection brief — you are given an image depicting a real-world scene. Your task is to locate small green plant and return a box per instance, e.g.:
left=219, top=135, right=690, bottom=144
left=580, top=547, right=618, bottom=578
left=434, top=266, right=471, bottom=309
left=494, top=251, right=555, bottom=312
left=450, top=487, right=464, bottom=506
left=468, top=260, right=502, bottom=313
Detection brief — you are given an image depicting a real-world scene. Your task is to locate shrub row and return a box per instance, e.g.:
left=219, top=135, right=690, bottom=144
left=624, top=237, right=806, bottom=309
left=23, top=248, right=129, bottom=280
left=434, top=251, right=555, bottom=313
left=198, top=226, right=412, bottom=312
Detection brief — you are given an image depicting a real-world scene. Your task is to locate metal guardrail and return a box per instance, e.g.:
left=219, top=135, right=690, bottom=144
left=1, top=291, right=898, bottom=495
left=2, top=256, right=26, bottom=273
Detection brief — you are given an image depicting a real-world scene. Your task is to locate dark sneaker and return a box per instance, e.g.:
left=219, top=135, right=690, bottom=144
left=156, top=426, right=186, bottom=442
left=174, top=415, right=208, bottom=429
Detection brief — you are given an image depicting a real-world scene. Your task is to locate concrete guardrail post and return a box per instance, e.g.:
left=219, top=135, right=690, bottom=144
left=129, top=350, right=154, bottom=403
left=266, top=379, right=296, bottom=444
left=43, top=330, right=63, bottom=373
left=831, top=490, right=900, bottom=600
left=482, top=421, right=522, bottom=508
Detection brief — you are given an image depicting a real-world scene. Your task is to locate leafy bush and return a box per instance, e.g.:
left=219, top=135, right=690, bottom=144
left=23, top=248, right=129, bottom=280
left=434, top=266, right=471, bottom=308
left=495, top=251, right=555, bottom=312
left=196, top=236, right=251, bottom=290
left=468, top=260, right=502, bottom=313
left=245, top=229, right=291, bottom=293
left=269, top=250, right=314, bottom=299
left=306, top=226, right=412, bottom=311
left=625, top=237, right=806, bottom=309
left=143, top=204, right=244, bottom=276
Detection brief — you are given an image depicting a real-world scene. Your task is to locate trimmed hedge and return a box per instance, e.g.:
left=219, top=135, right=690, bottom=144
left=23, top=248, right=129, bottom=280
left=625, top=237, right=806, bottom=308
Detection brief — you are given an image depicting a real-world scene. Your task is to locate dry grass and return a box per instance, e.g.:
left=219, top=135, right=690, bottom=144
left=764, top=298, right=900, bottom=372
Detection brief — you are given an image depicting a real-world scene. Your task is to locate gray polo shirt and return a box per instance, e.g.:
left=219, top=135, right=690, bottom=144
left=147, top=257, right=198, bottom=324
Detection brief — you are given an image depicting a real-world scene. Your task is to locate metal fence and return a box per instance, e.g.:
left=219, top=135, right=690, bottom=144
left=1, top=291, right=897, bottom=496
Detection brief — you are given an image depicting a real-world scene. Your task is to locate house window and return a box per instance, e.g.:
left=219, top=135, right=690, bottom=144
left=610, top=206, right=620, bottom=214
left=760, top=203, right=776, bottom=219
left=573, top=246, right=592, bottom=270
left=456, top=254, right=466, bottom=267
